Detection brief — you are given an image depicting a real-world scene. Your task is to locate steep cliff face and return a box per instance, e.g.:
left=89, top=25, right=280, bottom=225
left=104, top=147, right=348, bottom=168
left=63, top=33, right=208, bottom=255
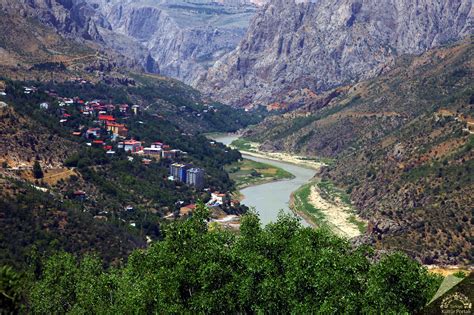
left=0, top=0, right=108, bottom=41
left=89, top=0, right=260, bottom=83
left=0, top=0, right=261, bottom=81
left=198, top=0, right=473, bottom=106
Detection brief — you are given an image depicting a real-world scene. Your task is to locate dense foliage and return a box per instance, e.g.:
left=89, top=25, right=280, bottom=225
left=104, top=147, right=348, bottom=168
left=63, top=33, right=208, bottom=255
left=4, top=203, right=440, bottom=314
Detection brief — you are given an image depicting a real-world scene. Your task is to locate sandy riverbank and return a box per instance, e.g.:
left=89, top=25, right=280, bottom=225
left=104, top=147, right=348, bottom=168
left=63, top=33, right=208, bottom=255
left=308, top=185, right=362, bottom=238
left=237, top=149, right=323, bottom=170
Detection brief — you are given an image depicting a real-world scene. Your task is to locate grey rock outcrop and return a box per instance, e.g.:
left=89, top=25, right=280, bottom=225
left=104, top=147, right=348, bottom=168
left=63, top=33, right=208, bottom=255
left=0, top=0, right=108, bottom=41
left=197, top=0, right=473, bottom=106
left=0, top=0, right=263, bottom=81
left=90, top=0, right=260, bottom=83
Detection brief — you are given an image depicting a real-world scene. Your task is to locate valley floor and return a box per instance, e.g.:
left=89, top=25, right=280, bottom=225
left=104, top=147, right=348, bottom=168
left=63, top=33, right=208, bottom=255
left=225, top=158, right=294, bottom=190
left=228, top=136, right=365, bottom=237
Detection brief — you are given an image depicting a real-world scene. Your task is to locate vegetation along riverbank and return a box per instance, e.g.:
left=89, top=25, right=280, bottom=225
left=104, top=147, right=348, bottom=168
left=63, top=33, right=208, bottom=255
left=290, top=179, right=367, bottom=238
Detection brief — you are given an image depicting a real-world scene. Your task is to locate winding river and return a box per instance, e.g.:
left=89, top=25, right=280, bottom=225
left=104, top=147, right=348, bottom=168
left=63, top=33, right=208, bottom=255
left=213, top=134, right=316, bottom=226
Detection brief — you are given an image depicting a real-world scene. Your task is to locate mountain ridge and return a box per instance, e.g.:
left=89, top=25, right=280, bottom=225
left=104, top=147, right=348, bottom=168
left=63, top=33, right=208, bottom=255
left=198, top=0, right=473, bottom=107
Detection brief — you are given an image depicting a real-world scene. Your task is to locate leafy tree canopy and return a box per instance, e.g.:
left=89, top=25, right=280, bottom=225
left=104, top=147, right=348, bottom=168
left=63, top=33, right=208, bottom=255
left=24, top=203, right=441, bottom=314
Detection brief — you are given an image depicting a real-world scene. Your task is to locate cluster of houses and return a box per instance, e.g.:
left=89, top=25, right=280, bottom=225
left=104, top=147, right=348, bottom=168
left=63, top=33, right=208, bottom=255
left=34, top=90, right=193, bottom=164
left=177, top=192, right=240, bottom=218
left=169, top=163, right=205, bottom=189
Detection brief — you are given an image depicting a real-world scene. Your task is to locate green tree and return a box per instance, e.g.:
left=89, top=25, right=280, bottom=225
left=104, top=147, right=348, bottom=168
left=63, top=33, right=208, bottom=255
left=363, top=253, right=441, bottom=313
left=32, top=160, right=43, bottom=179
left=28, top=211, right=440, bottom=313
left=0, top=266, right=26, bottom=314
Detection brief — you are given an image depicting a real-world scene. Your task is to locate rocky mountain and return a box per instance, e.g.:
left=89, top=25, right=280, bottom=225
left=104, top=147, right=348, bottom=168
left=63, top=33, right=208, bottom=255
left=88, top=0, right=261, bottom=83
left=0, top=0, right=155, bottom=72
left=0, top=0, right=265, bottom=83
left=243, top=40, right=473, bottom=265
left=198, top=0, right=473, bottom=107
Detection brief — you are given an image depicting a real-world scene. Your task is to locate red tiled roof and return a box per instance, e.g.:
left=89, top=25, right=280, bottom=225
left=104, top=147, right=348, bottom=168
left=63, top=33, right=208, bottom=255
left=124, top=140, right=141, bottom=145
left=98, top=115, right=115, bottom=121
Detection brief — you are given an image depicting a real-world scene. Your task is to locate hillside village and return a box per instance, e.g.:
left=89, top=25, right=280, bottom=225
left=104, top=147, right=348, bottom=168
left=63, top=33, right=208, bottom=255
left=0, top=80, right=248, bottom=235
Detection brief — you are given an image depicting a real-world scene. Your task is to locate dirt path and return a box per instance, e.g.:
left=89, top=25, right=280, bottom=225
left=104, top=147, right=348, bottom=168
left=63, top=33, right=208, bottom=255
left=308, top=186, right=361, bottom=238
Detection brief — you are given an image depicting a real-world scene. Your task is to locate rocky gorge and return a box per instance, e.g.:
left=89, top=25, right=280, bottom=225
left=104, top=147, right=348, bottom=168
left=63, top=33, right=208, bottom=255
left=0, top=0, right=266, bottom=83
left=198, top=0, right=473, bottom=107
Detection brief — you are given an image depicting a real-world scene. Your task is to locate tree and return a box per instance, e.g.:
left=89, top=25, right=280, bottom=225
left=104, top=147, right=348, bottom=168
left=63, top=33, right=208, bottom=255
left=28, top=211, right=441, bottom=313
left=0, top=266, right=26, bottom=314
left=33, top=160, right=43, bottom=179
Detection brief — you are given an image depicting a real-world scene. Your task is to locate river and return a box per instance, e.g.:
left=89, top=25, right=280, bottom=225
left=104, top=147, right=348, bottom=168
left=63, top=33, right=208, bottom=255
left=213, top=134, right=316, bottom=226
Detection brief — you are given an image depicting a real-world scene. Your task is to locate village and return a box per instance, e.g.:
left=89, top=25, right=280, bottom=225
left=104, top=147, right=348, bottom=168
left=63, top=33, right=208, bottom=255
left=0, top=84, right=245, bottom=229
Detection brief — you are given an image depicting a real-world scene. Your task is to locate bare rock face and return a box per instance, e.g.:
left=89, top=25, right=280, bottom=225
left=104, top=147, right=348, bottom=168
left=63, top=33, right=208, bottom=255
left=0, top=0, right=109, bottom=41
left=0, top=0, right=264, bottom=81
left=197, top=0, right=473, bottom=106
left=86, top=0, right=261, bottom=83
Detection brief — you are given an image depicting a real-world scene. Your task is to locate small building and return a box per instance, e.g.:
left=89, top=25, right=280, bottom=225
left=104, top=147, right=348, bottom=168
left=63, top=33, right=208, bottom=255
left=106, top=122, right=128, bottom=137
left=119, top=104, right=129, bottom=113
left=211, top=192, right=226, bottom=204
left=64, top=98, right=74, bottom=105
left=85, top=128, right=101, bottom=139
left=180, top=204, right=196, bottom=216
left=122, top=140, right=142, bottom=153
left=186, top=168, right=205, bottom=189
left=143, top=147, right=162, bottom=157
left=39, top=102, right=49, bottom=110
left=131, top=105, right=140, bottom=115
left=73, top=190, right=87, bottom=201
left=162, top=150, right=177, bottom=159
left=92, top=140, right=104, bottom=148
left=98, top=114, right=115, bottom=125
left=150, top=142, right=163, bottom=149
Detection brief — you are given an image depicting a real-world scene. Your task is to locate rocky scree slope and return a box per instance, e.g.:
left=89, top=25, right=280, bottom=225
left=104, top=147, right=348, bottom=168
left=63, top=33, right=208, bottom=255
left=198, top=0, right=473, bottom=107
left=244, top=41, right=473, bottom=265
